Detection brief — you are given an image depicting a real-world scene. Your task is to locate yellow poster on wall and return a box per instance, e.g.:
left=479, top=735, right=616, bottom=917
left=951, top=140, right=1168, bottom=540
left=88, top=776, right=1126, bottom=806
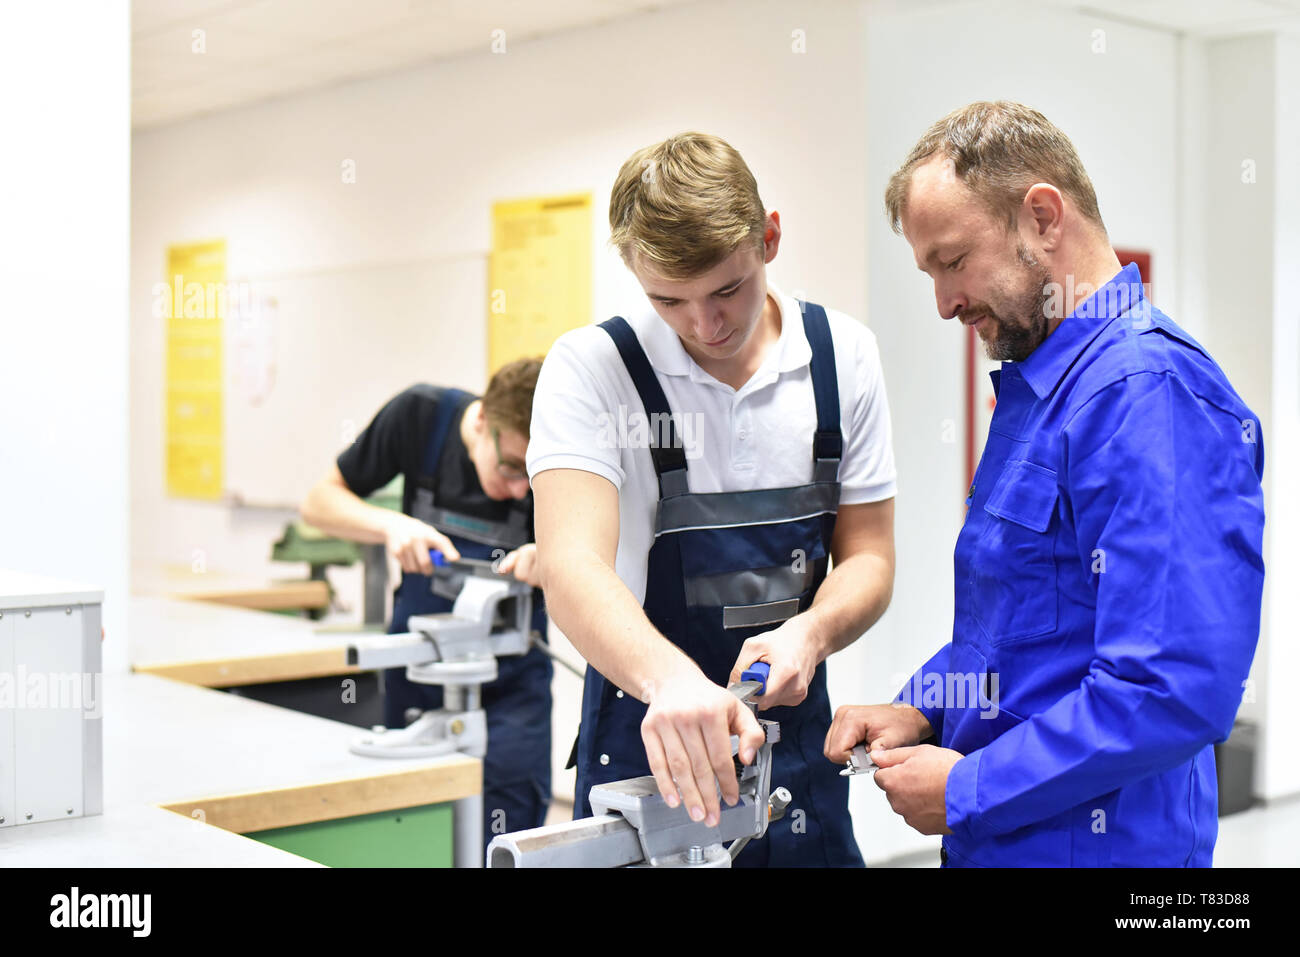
left=488, top=192, right=592, bottom=373
left=163, top=239, right=226, bottom=499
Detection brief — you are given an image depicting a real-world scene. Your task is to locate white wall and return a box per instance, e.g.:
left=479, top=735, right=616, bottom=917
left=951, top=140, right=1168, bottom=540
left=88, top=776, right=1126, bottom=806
left=0, top=2, right=131, bottom=673
left=1201, top=33, right=1274, bottom=766
left=1176, top=33, right=1211, bottom=348
left=1264, top=34, right=1300, bottom=800
left=1194, top=32, right=1300, bottom=802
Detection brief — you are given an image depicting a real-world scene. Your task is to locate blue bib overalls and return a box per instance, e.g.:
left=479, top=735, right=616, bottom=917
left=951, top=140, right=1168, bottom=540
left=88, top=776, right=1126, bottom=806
left=572, top=304, right=864, bottom=867
left=385, top=389, right=553, bottom=850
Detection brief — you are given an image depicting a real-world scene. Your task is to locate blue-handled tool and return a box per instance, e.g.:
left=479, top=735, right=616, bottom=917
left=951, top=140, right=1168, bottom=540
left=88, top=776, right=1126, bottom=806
left=428, top=548, right=448, bottom=567
left=740, top=661, right=770, bottom=695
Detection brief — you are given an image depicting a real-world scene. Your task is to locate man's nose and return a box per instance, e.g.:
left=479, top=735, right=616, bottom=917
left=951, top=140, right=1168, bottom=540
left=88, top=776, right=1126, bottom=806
left=936, top=282, right=967, bottom=321
left=690, top=302, right=724, bottom=338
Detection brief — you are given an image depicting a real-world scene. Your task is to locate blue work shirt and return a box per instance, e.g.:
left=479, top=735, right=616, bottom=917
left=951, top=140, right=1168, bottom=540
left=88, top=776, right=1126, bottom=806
left=898, top=263, right=1265, bottom=866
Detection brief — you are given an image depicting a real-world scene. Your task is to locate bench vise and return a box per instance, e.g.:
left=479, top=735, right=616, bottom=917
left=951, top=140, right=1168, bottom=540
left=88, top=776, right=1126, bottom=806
left=486, top=663, right=790, bottom=867
left=344, top=555, right=533, bottom=761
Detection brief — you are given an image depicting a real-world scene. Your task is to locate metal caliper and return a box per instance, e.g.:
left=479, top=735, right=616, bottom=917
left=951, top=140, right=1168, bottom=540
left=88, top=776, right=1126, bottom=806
left=486, top=662, right=791, bottom=868
left=343, top=553, right=536, bottom=867
left=841, top=744, right=878, bottom=776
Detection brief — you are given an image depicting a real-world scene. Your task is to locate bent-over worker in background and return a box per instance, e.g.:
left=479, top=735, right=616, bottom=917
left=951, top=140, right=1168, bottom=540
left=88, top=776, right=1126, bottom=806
left=301, top=358, right=553, bottom=852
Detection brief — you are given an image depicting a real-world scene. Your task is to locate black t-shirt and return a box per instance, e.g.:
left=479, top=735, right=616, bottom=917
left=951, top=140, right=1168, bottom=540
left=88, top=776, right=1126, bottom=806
left=336, top=384, right=534, bottom=536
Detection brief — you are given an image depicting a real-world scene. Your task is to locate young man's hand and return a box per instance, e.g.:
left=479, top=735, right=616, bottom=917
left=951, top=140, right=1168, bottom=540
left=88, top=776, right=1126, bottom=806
left=384, top=514, right=461, bottom=573
left=496, top=544, right=541, bottom=587
left=727, top=615, right=822, bottom=710
left=823, top=702, right=933, bottom=763
left=640, top=670, right=767, bottom=827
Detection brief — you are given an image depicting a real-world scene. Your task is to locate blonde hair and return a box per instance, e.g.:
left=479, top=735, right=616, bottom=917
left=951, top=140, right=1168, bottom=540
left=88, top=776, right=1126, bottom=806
left=609, top=132, right=767, bottom=279
left=885, top=101, right=1106, bottom=236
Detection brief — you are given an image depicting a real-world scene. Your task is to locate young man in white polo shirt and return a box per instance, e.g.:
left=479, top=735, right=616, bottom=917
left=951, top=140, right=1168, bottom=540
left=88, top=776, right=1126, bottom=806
left=528, top=132, right=896, bottom=866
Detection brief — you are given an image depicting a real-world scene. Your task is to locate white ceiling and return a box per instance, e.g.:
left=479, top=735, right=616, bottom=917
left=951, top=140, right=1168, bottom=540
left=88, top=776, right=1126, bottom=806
left=132, top=0, right=703, bottom=129
left=133, top=0, right=1300, bottom=130
left=1041, top=0, right=1300, bottom=34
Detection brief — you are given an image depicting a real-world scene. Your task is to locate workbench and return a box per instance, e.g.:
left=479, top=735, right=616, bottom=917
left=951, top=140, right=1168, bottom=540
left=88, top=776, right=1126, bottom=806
left=128, top=594, right=384, bottom=729
left=131, top=561, right=331, bottom=615
left=0, top=670, right=479, bottom=867
left=129, top=595, right=357, bottom=687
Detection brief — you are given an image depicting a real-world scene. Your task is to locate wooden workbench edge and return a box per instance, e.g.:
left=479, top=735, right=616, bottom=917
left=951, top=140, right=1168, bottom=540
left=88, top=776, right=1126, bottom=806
left=133, top=648, right=358, bottom=687
left=157, top=757, right=482, bottom=834
left=163, top=580, right=331, bottom=611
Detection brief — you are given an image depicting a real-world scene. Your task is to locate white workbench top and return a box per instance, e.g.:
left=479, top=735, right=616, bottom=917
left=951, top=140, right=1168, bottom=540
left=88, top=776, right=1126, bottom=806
left=0, top=802, right=321, bottom=867
left=0, top=568, right=103, bottom=608
left=128, top=595, right=349, bottom=665
left=105, top=670, right=454, bottom=805
left=1, top=671, right=478, bottom=866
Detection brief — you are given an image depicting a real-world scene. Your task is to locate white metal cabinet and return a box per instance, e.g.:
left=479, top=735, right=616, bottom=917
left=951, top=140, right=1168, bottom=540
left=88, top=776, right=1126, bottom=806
left=0, top=571, right=103, bottom=828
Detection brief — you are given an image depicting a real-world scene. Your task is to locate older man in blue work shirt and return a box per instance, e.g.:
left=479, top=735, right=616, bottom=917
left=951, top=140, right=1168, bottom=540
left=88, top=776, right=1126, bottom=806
left=825, top=101, right=1265, bottom=866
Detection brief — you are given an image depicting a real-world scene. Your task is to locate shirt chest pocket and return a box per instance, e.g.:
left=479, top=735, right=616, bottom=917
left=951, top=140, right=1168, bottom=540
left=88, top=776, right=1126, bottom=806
left=970, top=459, right=1060, bottom=644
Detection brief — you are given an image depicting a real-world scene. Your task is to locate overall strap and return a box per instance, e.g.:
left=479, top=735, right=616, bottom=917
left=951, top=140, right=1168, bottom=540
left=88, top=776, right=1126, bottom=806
left=599, top=317, right=688, bottom=498
left=413, top=386, right=530, bottom=550
left=420, top=387, right=474, bottom=476
left=799, top=302, right=842, bottom=483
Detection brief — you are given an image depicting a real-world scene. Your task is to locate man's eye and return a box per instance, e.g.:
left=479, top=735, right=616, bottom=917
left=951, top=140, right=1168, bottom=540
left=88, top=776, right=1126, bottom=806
left=716, top=287, right=740, bottom=298
left=946, top=255, right=965, bottom=271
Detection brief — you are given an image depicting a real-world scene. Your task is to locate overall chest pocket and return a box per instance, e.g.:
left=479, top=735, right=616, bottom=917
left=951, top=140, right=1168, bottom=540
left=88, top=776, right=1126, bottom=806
left=971, top=459, right=1060, bottom=644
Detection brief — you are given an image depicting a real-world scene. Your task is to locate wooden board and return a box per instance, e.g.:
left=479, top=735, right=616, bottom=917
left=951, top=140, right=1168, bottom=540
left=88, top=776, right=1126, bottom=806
left=159, top=762, right=479, bottom=834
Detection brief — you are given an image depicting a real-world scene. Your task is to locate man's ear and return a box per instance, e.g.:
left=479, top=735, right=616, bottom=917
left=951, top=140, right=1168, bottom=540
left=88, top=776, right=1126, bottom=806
left=762, top=210, right=782, bottom=264
left=1021, top=184, right=1064, bottom=251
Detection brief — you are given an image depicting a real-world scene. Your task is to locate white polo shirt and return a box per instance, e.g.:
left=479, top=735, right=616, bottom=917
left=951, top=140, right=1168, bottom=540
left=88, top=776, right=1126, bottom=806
left=527, top=283, right=897, bottom=604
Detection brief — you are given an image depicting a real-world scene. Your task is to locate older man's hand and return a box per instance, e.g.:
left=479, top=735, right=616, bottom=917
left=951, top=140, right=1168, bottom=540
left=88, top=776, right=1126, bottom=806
left=871, top=744, right=964, bottom=835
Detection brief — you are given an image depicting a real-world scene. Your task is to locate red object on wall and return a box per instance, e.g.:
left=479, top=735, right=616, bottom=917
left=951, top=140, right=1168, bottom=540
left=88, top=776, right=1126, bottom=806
left=1114, top=248, right=1152, bottom=291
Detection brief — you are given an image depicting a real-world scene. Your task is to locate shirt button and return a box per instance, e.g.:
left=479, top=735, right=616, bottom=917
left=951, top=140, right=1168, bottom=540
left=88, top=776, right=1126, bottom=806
left=599, top=754, right=610, bottom=766
left=615, top=690, right=624, bottom=699
left=738, top=430, right=748, bottom=440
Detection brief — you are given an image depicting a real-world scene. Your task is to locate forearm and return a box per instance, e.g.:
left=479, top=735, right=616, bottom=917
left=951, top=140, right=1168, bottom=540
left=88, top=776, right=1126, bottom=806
left=801, top=549, right=893, bottom=662
left=541, top=547, right=703, bottom=702
left=949, top=661, right=1234, bottom=841
left=301, top=481, right=401, bottom=546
